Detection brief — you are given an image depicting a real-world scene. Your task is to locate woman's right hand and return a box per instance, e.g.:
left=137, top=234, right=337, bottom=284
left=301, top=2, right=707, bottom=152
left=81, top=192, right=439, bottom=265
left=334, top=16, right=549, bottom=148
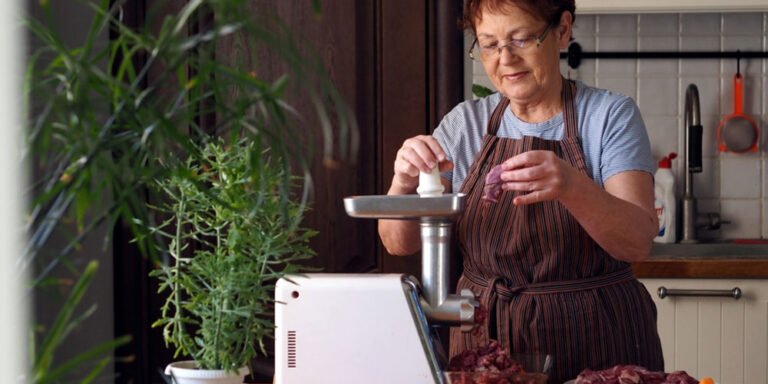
left=390, top=135, right=453, bottom=194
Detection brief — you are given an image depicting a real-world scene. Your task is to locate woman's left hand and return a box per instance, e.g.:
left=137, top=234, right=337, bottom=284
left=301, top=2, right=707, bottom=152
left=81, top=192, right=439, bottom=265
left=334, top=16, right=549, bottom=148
left=498, top=150, right=577, bottom=205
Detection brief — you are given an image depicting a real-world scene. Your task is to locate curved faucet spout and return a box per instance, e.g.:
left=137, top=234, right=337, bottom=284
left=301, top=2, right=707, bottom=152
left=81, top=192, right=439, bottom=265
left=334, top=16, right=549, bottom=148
left=685, top=84, right=701, bottom=128
left=681, top=83, right=704, bottom=243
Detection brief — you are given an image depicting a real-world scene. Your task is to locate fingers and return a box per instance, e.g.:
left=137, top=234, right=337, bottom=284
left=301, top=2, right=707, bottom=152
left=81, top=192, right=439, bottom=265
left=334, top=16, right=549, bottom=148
left=391, top=135, right=452, bottom=193
left=496, top=150, right=570, bottom=204
left=399, top=135, right=447, bottom=173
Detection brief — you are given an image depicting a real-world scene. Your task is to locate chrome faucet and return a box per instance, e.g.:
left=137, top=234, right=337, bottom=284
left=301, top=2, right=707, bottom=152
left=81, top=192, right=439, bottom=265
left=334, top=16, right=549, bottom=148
left=681, top=84, right=724, bottom=243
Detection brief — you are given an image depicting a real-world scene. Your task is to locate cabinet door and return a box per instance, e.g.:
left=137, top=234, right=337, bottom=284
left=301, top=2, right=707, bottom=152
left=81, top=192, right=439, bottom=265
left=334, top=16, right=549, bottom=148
left=639, top=278, right=768, bottom=384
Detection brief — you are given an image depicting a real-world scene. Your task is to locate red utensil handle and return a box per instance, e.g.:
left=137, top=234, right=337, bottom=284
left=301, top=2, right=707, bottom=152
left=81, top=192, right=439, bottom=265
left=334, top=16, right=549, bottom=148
left=734, top=73, right=744, bottom=114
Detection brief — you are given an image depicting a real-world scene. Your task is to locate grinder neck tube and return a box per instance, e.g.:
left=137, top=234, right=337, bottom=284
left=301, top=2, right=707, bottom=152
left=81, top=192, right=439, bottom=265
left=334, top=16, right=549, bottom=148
left=420, top=219, right=452, bottom=308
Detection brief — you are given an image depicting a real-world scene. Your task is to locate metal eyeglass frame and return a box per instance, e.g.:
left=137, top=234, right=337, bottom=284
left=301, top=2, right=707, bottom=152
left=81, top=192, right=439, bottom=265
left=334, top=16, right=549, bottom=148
left=468, top=23, right=554, bottom=61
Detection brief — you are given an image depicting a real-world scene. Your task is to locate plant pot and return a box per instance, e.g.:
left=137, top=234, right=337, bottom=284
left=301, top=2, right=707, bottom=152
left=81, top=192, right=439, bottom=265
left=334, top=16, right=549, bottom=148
left=164, top=361, right=249, bottom=384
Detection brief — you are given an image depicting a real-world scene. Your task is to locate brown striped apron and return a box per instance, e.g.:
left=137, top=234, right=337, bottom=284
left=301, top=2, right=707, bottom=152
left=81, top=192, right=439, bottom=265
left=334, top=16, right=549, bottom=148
left=448, top=79, right=664, bottom=383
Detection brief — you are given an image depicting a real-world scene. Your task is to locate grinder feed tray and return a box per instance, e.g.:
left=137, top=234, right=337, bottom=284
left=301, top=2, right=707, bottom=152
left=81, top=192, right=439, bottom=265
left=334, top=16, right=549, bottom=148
left=344, top=193, right=465, bottom=220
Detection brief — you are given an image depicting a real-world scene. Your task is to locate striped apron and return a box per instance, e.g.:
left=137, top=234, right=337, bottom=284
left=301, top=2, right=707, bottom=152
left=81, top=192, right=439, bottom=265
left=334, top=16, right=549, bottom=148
left=448, top=80, right=664, bottom=383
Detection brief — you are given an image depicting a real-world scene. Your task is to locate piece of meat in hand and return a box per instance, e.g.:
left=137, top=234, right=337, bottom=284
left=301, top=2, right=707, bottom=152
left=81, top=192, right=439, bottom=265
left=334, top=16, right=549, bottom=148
left=482, top=165, right=503, bottom=203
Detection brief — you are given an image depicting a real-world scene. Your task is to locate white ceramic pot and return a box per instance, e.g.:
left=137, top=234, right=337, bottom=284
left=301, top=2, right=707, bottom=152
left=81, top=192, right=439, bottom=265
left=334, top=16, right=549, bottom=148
left=164, top=361, right=249, bottom=384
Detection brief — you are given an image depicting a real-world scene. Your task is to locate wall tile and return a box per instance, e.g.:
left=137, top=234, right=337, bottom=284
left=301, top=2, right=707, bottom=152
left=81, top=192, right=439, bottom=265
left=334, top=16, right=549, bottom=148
left=681, top=13, right=720, bottom=36
left=597, top=36, right=637, bottom=51
left=702, top=114, right=720, bottom=158
left=573, top=15, right=596, bottom=38
left=764, top=76, right=768, bottom=116
left=639, top=14, right=679, bottom=36
left=721, top=158, right=761, bottom=199
left=762, top=200, right=768, bottom=239
left=597, top=14, right=637, bottom=36
left=763, top=158, right=768, bottom=198
left=638, top=36, right=678, bottom=74
left=646, top=115, right=679, bottom=161
left=638, top=77, right=679, bottom=116
left=639, top=61, right=678, bottom=77
left=691, top=157, right=720, bottom=199
left=597, top=59, right=637, bottom=76
left=761, top=116, right=768, bottom=155
left=565, top=69, right=595, bottom=84
left=721, top=199, right=761, bottom=239
left=721, top=36, right=763, bottom=52
left=680, top=36, right=720, bottom=75
left=722, top=13, right=763, bottom=36
left=596, top=77, right=636, bottom=100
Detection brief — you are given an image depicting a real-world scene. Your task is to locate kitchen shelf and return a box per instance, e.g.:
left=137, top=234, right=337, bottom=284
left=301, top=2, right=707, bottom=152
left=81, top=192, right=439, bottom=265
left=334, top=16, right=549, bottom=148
left=578, top=0, right=768, bottom=14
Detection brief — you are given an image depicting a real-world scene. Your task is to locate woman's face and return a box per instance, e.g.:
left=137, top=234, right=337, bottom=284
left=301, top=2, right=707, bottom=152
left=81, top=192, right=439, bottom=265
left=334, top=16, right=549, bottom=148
left=474, top=5, right=571, bottom=104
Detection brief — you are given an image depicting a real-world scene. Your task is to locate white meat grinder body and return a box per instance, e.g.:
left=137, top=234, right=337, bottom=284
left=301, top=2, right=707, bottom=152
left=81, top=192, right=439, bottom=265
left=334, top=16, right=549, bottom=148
left=275, top=193, right=478, bottom=384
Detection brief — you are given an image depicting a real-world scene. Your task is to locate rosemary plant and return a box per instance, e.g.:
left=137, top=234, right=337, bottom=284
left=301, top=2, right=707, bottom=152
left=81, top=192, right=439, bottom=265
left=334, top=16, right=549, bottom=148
left=144, top=138, right=316, bottom=371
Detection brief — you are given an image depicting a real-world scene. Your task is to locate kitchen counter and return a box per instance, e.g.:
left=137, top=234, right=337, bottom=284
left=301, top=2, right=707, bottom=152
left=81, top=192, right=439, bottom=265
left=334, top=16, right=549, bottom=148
left=633, top=243, right=768, bottom=278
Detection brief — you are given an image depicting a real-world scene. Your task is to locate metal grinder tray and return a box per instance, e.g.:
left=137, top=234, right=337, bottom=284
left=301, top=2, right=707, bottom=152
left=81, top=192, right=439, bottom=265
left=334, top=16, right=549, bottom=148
left=343, top=193, right=466, bottom=219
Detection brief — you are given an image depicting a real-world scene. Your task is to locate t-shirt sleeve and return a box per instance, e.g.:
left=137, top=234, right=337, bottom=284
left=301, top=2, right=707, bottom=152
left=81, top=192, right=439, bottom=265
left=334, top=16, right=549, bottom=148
left=599, top=96, right=655, bottom=183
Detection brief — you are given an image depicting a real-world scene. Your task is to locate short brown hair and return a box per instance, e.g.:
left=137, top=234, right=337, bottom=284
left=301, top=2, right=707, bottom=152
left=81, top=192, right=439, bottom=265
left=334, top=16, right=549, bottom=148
left=460, top=0, right=576, bottom=33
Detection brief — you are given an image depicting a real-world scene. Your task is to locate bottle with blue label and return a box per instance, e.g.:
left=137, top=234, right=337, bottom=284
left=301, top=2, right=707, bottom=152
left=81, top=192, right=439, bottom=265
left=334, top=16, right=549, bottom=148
left=654, top=152, right=677, bottom=243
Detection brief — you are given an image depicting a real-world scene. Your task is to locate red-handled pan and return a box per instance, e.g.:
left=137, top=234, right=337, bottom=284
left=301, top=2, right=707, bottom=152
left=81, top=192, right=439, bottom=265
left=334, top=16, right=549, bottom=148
left=717, top=73, right=758, bottom=153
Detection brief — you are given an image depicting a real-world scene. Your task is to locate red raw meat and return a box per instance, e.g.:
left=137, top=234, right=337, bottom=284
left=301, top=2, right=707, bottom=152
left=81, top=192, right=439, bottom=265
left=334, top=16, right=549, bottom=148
left=575, top=365, right=697, bottom=384
left=446, top=341, right=548, bottom=384
left=482, top=165, right=503, bottom=203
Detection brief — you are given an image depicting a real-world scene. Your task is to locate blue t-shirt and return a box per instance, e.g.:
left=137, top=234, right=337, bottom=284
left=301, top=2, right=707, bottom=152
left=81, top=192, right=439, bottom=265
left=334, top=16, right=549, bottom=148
left=432, top=81, right=654, bottom=193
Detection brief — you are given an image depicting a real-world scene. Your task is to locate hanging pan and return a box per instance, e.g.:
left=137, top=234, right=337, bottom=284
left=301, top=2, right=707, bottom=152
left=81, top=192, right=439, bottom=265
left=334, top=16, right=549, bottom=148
left=717, top=72, right=758, bottom=153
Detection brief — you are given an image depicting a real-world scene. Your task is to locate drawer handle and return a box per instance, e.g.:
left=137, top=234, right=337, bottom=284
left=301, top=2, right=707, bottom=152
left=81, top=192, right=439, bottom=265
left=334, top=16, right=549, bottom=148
left=657, top=286, right=742, bottom=300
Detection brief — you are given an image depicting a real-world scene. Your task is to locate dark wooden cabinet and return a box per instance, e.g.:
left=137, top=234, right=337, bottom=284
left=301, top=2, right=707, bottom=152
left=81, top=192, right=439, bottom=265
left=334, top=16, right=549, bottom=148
left=113, top=1, right=464, bottom=382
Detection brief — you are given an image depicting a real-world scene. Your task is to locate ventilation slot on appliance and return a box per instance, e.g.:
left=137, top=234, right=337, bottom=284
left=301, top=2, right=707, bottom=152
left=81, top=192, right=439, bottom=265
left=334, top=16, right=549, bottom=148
left=287, top=330, right=297, bottom=368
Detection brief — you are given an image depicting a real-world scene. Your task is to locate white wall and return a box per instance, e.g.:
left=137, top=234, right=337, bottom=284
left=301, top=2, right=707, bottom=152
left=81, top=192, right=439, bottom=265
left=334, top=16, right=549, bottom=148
left=0, top=0, right=27, bottom=382
left=470, top=12, right=768, bottom=241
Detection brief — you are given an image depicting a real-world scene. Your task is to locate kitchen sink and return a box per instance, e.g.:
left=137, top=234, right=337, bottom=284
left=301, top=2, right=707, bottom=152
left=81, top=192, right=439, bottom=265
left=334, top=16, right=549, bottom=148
left=651, top=241, right=768, bottom=258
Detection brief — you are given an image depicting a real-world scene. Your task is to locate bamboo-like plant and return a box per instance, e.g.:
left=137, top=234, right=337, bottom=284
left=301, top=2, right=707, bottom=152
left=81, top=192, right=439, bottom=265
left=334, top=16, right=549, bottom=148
left=24, top=0, right=355, bottom=380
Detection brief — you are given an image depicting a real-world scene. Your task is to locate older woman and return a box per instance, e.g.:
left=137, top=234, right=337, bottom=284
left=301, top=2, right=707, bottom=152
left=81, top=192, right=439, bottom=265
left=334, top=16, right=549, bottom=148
left=378, top=0, right=664, bottom=382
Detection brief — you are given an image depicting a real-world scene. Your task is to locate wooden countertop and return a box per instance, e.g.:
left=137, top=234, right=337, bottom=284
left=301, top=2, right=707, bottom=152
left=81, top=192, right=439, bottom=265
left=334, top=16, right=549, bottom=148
left=633, top=257, right=768, bottom=278
left=631, top=243, right=768, bottom=278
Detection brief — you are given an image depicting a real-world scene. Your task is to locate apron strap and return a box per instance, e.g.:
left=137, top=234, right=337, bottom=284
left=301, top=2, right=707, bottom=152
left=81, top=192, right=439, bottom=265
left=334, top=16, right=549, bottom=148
left=486, top=97, right=509, bottom=135
left=464, top=266, right=634, bottom=346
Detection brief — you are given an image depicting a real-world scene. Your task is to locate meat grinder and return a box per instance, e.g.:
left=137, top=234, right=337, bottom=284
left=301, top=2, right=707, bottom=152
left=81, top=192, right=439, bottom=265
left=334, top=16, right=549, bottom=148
left=274, top=193, right=479, bottom=384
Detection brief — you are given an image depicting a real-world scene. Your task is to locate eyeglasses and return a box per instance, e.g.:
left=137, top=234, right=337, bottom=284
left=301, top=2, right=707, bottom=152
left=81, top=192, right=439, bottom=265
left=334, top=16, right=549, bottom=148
left=469, top=24, right=553, bottom=61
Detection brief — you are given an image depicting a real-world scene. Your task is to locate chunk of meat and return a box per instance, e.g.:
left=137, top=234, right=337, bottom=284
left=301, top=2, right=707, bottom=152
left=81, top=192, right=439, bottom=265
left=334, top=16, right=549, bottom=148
left=448, top=340, right=521, bottom=373
left=575, top=365, right=697, bottom=384
left=482, top=165, right=503, bottom=203
left=446, top=341, right=548, bottom=384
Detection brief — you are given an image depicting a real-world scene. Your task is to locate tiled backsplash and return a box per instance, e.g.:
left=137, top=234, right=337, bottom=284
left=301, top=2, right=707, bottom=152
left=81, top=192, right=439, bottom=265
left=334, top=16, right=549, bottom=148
left=469, top=13, right=768, bottom=240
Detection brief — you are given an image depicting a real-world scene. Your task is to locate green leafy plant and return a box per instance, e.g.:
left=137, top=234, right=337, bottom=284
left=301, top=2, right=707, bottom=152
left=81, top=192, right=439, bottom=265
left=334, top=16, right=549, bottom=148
left=30, top=260, right=132, bottom=384
left=140, top=137, right=316, bottom=371
left=24, top=0, right=355, bottom=380
left=472, top=84, right=495, bottom=98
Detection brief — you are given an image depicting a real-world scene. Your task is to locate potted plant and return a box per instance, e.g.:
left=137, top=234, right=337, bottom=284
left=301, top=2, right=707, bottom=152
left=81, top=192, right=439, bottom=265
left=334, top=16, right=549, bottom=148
left=137, top=137, right=316, bottom=383
left=23, top=0, right=355, bottom=381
